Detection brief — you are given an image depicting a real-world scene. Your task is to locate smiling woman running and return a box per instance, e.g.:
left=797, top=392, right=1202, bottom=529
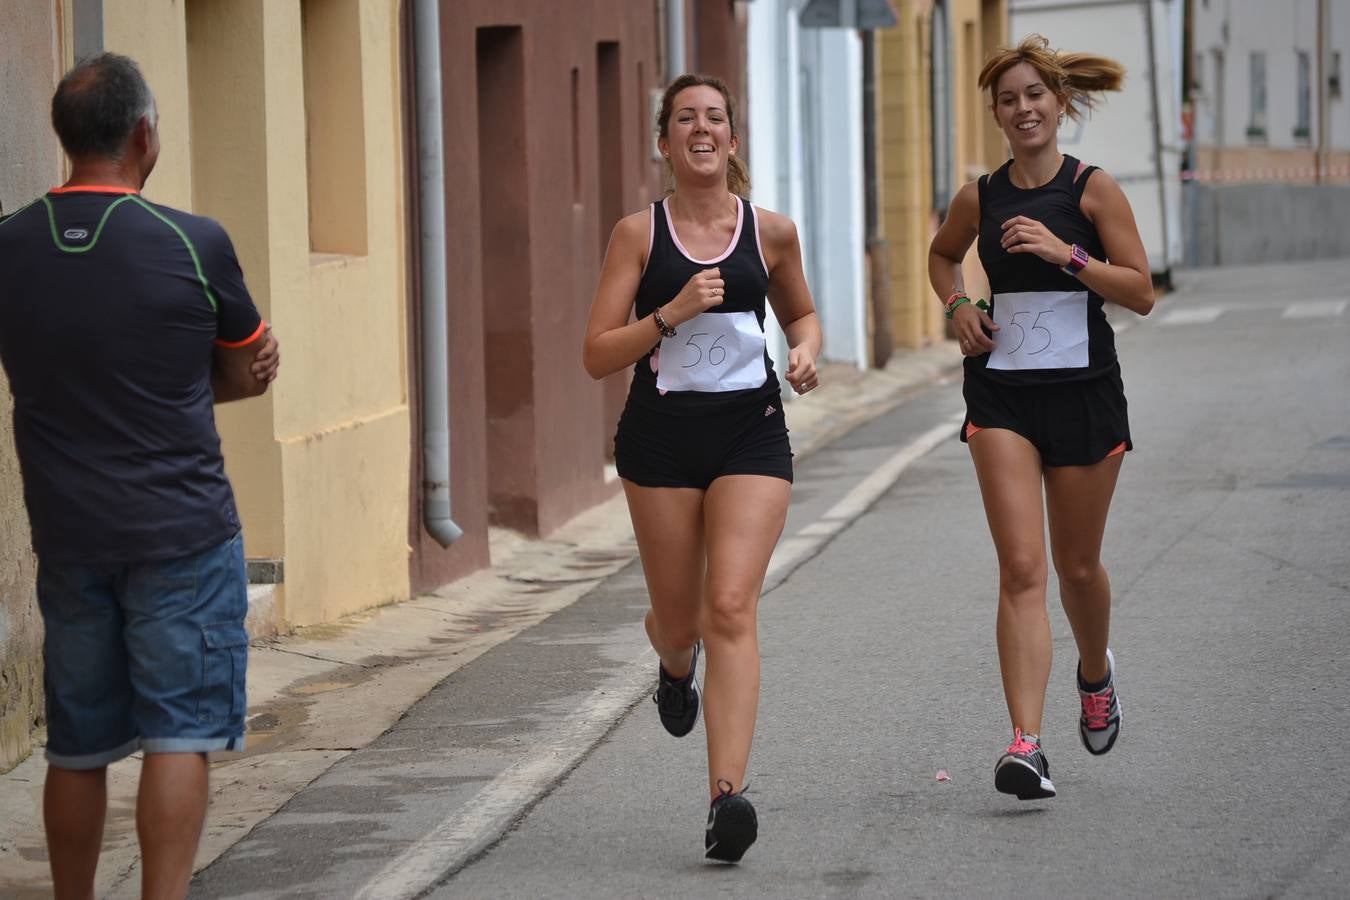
left=928, top=35, right=1154, bottom=800
left=583, top=73, right=821, bottom=861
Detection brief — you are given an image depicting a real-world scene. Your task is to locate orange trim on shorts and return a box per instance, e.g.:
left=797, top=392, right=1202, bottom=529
left=48, top=185, right=140, bottom=195
left=214, top=320, right=266, bottom=349
left=965, top=422, right=1126, bottom=458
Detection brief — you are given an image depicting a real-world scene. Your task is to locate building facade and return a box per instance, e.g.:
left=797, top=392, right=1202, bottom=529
left=1184, top=0, right=1349, bottom=264
left=878, top=0, right=1007, bottom=351
left=0, top=0, right=760, bottom=768
left=1188, top=0, right=1348, bottom=181
left=747, top=0, right=871, bottom=371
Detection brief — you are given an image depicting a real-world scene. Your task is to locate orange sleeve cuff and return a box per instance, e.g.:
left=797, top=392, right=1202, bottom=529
left=214, top=320, right=266, bottom=349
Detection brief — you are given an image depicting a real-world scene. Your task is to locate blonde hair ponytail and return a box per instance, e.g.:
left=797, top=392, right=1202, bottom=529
left=978, top=34, right=1125, bottom=121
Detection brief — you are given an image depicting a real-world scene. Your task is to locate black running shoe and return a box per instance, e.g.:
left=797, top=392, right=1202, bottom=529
left=653, top=643, right=700, bottom=737
left=994, top=729, right=1056, bottom=800
left=705, top=780, right=757, bottom=862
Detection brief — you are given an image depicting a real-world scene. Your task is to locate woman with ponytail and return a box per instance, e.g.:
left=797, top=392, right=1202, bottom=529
left=582, top=74, right=821, bottom=860
left=927, top=35, right=1154, bottom=800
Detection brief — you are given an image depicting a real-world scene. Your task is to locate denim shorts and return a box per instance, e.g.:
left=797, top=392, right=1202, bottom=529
left=37, top=532, right=249, bottom=770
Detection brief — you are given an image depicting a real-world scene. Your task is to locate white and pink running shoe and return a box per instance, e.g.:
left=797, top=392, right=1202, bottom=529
left=1077, top=648, right=1123, bottom=755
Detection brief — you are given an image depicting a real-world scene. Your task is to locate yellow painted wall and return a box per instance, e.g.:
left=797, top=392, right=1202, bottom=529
left=103, top=2, right=192, bottom=208
left=877, top=0, right=1006, bottom=352
left=878, top=6, right=935, bottom=350
left=104, top=0, right=412, bottom=628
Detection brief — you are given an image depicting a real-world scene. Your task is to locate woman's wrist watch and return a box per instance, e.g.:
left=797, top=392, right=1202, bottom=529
left=1061, top=243, right=1090, bottom=276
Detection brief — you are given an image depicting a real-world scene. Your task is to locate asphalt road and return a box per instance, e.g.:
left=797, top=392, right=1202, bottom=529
left=191, top=259, right=1350, bottom=899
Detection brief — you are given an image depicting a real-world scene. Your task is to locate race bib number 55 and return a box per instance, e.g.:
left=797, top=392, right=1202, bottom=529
left=656, top=310, right=768, bottom=393
left=987, top=290, right=1090, bottom=371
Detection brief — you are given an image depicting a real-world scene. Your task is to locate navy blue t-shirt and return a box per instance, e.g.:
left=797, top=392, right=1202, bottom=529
left=0, top=187, right=263, bottom=564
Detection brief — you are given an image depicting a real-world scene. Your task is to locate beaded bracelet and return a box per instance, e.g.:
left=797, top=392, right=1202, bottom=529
left=653, top=306, right=677, bottom=338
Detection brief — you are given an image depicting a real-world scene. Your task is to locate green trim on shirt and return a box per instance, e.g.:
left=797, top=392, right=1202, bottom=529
left=41, top=194, right=136, bottom=252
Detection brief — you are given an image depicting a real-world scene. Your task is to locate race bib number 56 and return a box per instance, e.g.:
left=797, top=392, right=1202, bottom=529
left=986, top=290, right=1090, bottom=371
left=656, top=310, right=768, bottom=393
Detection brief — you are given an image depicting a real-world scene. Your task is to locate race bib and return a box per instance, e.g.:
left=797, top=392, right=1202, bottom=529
left=986, top=290, right=1090, bottom=371
left=656, top=310, right=768, bottom=392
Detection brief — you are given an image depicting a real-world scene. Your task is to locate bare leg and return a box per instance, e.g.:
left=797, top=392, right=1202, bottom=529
left=1044, top=453, right=1124, bottom=684
left=622, top=480, right=706, bottom=679
left=45, top=765, right=107, bottom=900
left=138, top=752, right=209, bottom=900
left=968, top=429, right=1051, bottom=736
left=701, top=474, right=790, bottom=798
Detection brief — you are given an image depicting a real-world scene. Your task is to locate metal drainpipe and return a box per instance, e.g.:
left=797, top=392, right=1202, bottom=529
left=666, top=0, right=687, bottom=80
left=73, top=0, right=103, bottom=60
left=413, top=0, right=462, bottom=547
left=1143, top=0, right=1172, bottom=281
left=861, top=29, right=891, bottom=369
left=1317, top=0, right=1331, bottom=184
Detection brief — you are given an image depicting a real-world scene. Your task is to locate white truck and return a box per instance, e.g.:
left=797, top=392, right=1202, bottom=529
left=1008, top=0, right=1184, bottom=282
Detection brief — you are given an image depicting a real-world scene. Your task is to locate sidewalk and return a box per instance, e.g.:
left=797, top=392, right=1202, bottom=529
left=0, top=342, right=960, bottom=899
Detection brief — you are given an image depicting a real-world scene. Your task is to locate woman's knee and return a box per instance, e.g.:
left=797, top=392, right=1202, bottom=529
left=1054, top=558, right=1104, bottom=592
left=998, top=552, right=1047, bottom=598
left=648, top=606, right=700, bottom=650
left=701, top=589, right=757, bottom=641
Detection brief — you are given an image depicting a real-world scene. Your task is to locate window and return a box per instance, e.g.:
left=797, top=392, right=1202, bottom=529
left=1295, top=51, right=1312, bottom=142
left=1246, top=52, right=1267, bottom=141
left=301, top=0, right=368, bottom=255
left=1331, top=51, right=1343, bottom=100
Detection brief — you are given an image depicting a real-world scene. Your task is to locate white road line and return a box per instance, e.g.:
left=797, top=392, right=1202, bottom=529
left=353, top=411, right=963, bottom=899
left=352, top=649, right=654, bottom=900
left=1282, top=300, right=1347, bottom=319
left=818, top=416, right=965, bottom=523
left=763, top=414, right=963, bottom=589
left=1159, top=306, right=1224, bottom=326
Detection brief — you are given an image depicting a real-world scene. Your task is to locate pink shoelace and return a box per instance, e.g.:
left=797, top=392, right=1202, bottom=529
left=1005, top=728, right=1038, bottom=756
left=1081, top=687, right=1115, bottom=730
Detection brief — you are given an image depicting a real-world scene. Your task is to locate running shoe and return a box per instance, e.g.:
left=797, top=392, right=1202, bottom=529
left=653, top=642, right=700, bottom=737
left=1077, top=648, right=1122, bottom=755
left=994, top=729, right=1056, bottom=800
left=705, top=780, right=757, bottom=862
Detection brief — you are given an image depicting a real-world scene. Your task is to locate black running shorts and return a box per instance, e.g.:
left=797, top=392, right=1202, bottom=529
left=960, top=366, right=1132, bottom=467
left=614, top=394, right=794, bottom=489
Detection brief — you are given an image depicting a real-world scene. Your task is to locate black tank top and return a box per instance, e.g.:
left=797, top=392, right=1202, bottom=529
left=626, top=196, right=778, bottom=414
left=970, top=155, right=1117, bottom=385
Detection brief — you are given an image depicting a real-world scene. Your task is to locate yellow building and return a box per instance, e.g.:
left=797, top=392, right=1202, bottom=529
left=0, top=0, right=414, bottom=686
left=0, top=0, right=669, bottom=771
left=876, top=0, right=1008, bottom=351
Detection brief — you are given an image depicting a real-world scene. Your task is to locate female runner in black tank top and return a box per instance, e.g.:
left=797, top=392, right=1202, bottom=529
left=582, top=74, right=822, bottom=861
left=927, top=35, right=1154, bottom=802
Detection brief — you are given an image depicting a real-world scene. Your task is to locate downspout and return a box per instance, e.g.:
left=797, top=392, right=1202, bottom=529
left=73, top=0, right=103, bottom=60
left=666, top=0, right=687, bottom=80
left=413, top=0, right=462, bottom=546
left=861, top=29, right=891, bottom=368
left=1143, top=0, right=1172, bottom=281
left=1317, top=0, right=1331, bottom=184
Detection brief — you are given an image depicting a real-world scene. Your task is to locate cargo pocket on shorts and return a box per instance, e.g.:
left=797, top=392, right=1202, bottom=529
left=199, top=623, right=248, bottom=724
